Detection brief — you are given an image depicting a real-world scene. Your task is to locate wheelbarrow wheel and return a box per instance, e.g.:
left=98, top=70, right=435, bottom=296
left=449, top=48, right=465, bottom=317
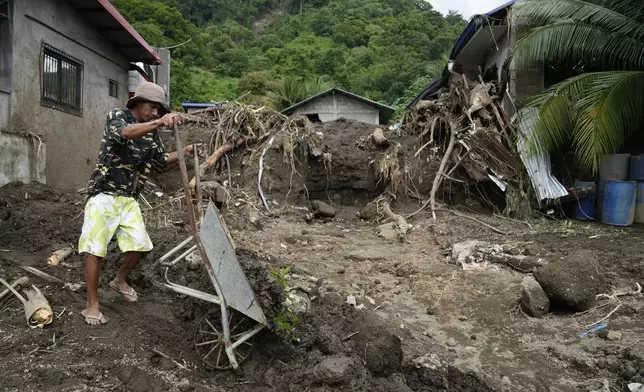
left=194, top=308, right=256, bottom=370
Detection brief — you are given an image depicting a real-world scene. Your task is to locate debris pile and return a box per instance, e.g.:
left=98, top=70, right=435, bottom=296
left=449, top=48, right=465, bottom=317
left=450, top=240, right=546, bottom=272
left=403, top=79, right=523, bottom=217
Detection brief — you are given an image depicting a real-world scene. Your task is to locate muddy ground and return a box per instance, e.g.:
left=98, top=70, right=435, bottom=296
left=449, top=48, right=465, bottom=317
left=1, top=176, right=643, bottom=392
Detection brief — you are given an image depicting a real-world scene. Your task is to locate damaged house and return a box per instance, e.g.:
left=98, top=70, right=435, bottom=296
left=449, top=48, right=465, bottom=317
left=405, top=0, right=569, bottom=209
left=0, top=0, right=162, bottom=189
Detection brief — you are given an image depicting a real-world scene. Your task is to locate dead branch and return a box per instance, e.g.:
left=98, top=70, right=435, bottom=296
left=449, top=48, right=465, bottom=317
left=21, top=266, right=63, bottom=284
left=586, top=303, right=622, bottom=329
left=378, top=200, right=412, bottom=242
left=430, top=120, right=457, bottom=219
left=152, top=348, right=190, bottom=371
left=596, top=283, right=642, bottom=301
left=436, top=208, right=507, bottom=235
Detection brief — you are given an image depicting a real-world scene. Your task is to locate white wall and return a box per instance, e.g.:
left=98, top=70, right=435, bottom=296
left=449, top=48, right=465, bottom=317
left=293, top=93, right=380, bottom=124
left=0, top=133, right=46, bottom=186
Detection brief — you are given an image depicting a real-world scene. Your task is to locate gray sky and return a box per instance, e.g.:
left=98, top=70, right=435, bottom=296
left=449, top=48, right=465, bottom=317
left=429, top=0, right=508, bottom=18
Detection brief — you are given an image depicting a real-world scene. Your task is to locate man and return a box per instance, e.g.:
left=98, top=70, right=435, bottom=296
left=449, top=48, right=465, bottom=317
left=78, top=81, right=197, bottom=325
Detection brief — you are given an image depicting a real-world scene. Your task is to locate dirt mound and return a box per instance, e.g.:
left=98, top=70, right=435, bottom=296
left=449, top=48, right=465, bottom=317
left=0, top=182, right=83, bottom=253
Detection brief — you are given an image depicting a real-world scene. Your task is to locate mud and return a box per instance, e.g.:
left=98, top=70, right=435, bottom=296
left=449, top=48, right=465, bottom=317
left=0, top=182, right=497, bottom=392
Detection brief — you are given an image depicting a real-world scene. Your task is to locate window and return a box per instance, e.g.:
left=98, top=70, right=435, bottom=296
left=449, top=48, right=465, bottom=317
left=109, top=79, right=118, bottom=98
left=41, top=44, right=83, bottom=116
left=0, top=0, right=10, bottom=92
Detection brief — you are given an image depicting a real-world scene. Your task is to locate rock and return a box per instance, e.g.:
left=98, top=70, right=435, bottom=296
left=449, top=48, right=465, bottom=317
left=458, top=315, right=468, bottom=321
left=337, top=267, right=346, bottom=274
left=378, top=223, right=398, bottom=241
left=313, top=356, right=355, bottom=385
left=177, top=379, right=194, bottom=392
left=598, top=328, right=610, bottom=339
left=621, top=363, right=637, bottom=379
left=524, top=244, right=538, bottom=256
left=359, top=203, right=378, bottom=221
left=606, top=331, right=623, bottom=341
left=534, top=250, right=605, bottom=311
left=446, top=338, right=457, bottom=347
left=426, top=306, right=436, bottom=315
left=350, top=312, right=402, bottom=375
left=347, top=250, right=386, bottom=262
left=452, top=240, right=488, bottom=264
left=248, top=210, right=263, bottom=230
left=288, top=291, right=311, bottom=314
left=507, top=247, right=521, bottom=256
left=520, top=275, right=550, bottom=318
left=388, top=373, right=413, bottom=392
left=321, top=292, right=344, bottom=307
left=201, top=181, right=228, bottom=205
left=317, top=326, right=344, bottom=355
left=117, top=365, right=167, bottom=392
left=310, top=200, right=336, bottom=219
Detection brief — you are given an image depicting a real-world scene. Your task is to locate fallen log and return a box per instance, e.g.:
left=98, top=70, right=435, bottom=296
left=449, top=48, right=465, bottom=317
left=47, top=247, right=74, bottom=267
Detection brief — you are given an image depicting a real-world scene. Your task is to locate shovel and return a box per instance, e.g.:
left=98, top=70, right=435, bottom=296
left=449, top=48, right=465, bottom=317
left=0, top=277, right=53, bottom=328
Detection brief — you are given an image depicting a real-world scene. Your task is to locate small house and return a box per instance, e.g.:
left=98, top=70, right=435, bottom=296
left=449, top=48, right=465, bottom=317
left=282, top=88, right=395, bottom=125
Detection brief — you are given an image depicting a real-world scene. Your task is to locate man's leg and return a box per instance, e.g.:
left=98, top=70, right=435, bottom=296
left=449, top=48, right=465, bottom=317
left=110, top=252, right=142, bottom=300
left=112, top=196, right=153, bottom=302
left=78, top=194, right=119, bottom=325
left=84, top=254, right=109, bottom=323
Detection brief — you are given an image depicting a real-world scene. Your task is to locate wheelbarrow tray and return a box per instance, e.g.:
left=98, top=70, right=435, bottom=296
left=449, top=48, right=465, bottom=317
left=199, top=201, right=268, bottom=326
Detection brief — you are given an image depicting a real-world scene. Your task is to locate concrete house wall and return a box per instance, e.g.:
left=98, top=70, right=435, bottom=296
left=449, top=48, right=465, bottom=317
left=1, top=0, right=130, bottom=189
left=292, top=94, right=381, bottom=125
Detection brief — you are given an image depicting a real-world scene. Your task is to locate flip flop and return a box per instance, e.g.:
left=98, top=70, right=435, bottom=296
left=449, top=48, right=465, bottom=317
left=109, top=281, right=138, bottom=302
left=81, top=309, right=109, bottom=325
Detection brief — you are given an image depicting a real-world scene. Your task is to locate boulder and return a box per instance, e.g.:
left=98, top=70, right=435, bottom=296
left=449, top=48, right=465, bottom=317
left=310, top=200, right=336, bottom=218
left=520, top=275, right=550, bottom=318
left=313, top=356, right=356, bottom=385
left=534, top=250, right=605, bottom=311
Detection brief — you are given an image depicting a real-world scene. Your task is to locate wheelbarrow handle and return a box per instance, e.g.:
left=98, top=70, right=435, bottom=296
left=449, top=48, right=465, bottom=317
left=173, top=121, right=198, bottom=237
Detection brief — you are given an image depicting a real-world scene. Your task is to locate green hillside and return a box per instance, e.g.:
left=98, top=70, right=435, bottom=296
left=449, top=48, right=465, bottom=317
left=113, top=0, right=465, bottom=116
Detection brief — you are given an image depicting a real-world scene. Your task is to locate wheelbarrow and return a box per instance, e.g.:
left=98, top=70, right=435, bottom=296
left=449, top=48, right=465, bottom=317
left=155, top=123, right=267, bottom=371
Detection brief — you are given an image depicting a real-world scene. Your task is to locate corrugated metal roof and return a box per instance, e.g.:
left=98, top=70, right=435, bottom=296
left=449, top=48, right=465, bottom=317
left=407, top=0, right=518, bottom=109
left=516, top=108, right=569, bottom=202
left=65, top=0, right=161, bottom=64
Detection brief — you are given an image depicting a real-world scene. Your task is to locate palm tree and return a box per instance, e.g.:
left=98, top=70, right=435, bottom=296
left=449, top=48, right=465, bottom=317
left=513, top=0, right=644, bottom=173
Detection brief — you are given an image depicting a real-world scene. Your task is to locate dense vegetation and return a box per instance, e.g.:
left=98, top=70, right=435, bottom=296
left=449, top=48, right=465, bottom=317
left=112, top=0, right=465, bottom=115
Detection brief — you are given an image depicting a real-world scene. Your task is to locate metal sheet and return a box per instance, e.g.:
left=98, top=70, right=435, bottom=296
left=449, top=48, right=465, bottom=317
left=516, top=108, right=569, bottom=203
left=199, top=202, right=268, bottom=326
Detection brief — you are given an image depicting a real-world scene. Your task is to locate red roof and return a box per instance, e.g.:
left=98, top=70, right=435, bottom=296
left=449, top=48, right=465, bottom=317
left=66, top=0, right=162, bottom=65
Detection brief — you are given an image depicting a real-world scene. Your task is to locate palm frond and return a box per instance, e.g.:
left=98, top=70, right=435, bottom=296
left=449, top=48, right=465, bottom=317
left=511, top=20, right=644, bottom=71
left=515, top=0, right=644, bottom=39
left=526, top=72, right=599, bottom=156
left=572, top=71, right=644, bottom=172
left=527, top=71, right=644, bottom=173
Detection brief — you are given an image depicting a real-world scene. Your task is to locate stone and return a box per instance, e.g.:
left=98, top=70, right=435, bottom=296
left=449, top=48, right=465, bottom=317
left=288, top=292, right=311, bottom=314
left=310, top=200, right=336, bottom=219
left=507, top=247, right=521, bottom=256
left=358, top=203, right=378, bottom=221
left=313, top=356, right=355, bottom=385
left=318, top=326, right=344, bottom=355
left=177, top=379, right=194, bottom=392
left=524, top=244, right=539, bottom=256
left=248, top=210, right=263, bottom=230
left=337, top=267, right=346, bottom=274
left=446, top=338, right=457, bottom=347
left=388, top=373, right=413, bottom=392
left=378, top=223, right=398, bottom=241
left=321, top=292, right=344, bottom=307
left=117, top=365, right=167, bottom=392
left=452, top=240, right=488, bottom=264
left=458, top=315, right=468, bottom=321
left=534, top=250, right=606, bottom=311
left=606, top=331, right=623, bottom=341
left=347, top=250, right=386, bottom=262
left=520, top=275, right=550, bottom=318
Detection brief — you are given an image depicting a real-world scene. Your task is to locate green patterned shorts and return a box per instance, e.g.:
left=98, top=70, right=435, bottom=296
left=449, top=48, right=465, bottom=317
left=78, top=193, right=153, bottom=257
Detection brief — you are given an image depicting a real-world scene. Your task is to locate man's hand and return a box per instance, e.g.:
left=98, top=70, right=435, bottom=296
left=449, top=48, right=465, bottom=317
left=155, top=113, right=180, bottom=128
left=184, top=143, right=204, bottom=158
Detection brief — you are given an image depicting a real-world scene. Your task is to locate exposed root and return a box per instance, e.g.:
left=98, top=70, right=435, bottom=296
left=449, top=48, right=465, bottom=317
left=377, top=199, right=412, bottom=242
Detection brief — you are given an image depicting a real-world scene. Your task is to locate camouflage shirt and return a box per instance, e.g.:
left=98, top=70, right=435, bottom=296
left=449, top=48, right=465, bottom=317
left=87, top=109, right=168, bottom=198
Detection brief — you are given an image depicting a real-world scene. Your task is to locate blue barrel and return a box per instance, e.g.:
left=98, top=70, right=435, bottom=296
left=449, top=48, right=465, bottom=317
left=597, top=180, right=606, bottom=220
left=635, top=182, right=644, bottom=223
left=601, top=181, right=637, bottom=226
left=631, top=156, right=644, bottom=180
left=571, top=181, right=595, bottom=220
